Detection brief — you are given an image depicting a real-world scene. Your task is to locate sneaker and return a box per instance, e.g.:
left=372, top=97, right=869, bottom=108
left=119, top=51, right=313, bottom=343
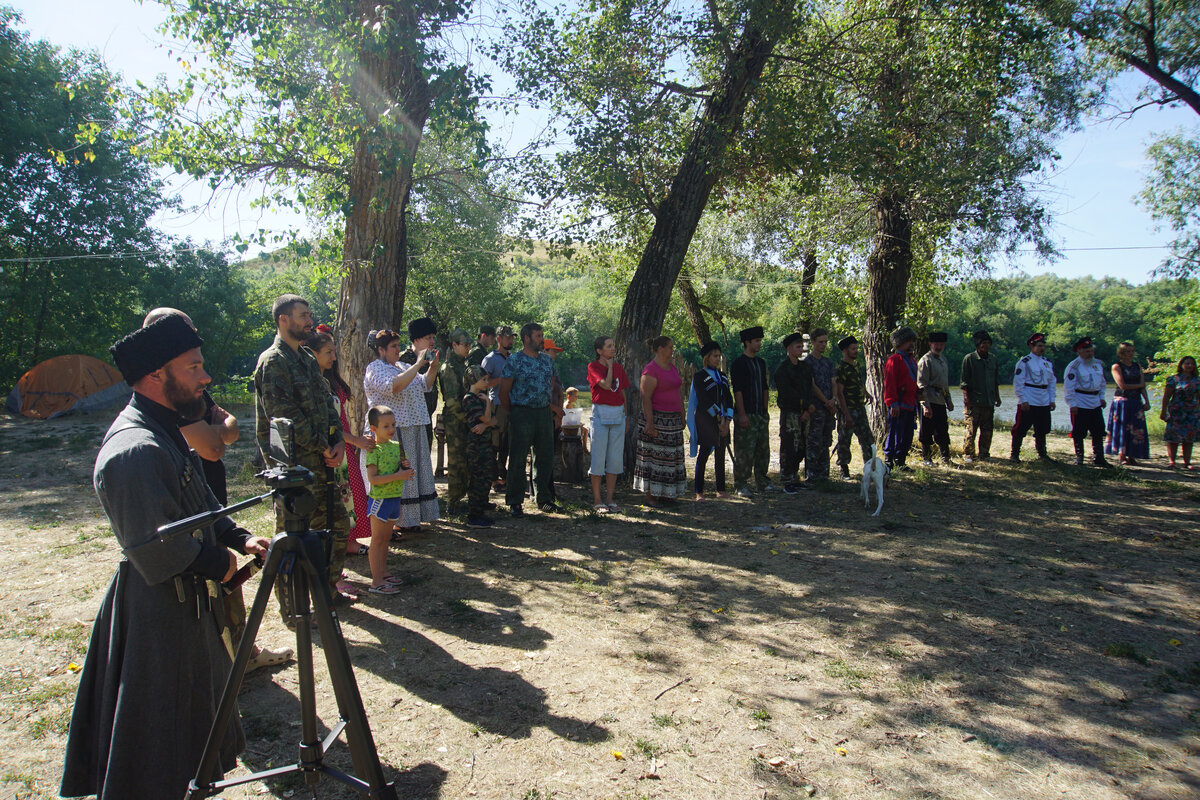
left=760, top=483, right=780, bottom=493
left=921, top=459, right=935, bottom=468
left=962, top=455, right=975, bottom=464
left=466, top=515, right=494, bottom=528
left=510, top=505, right=525, bottom=518
left=839, top=466, right=851, bottom=479
left=782, top=482, right=800, bottom=495
left=735, top=487, right=754, bottom=499
left=539, top=502, right=563, bottom=513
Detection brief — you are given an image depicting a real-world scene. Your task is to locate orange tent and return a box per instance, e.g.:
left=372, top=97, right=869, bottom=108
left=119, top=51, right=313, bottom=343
left=6, top=355, right=129, bottom=420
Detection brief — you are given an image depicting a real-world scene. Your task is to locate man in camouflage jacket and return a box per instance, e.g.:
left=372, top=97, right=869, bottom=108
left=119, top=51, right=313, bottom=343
left=439, top=328, right=472, bottom=511
left=253, top=294, right=349, bottom=624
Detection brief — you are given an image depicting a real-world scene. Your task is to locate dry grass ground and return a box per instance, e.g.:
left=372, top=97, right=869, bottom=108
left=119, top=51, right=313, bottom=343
left=1, top=405, right=1198, bottom=800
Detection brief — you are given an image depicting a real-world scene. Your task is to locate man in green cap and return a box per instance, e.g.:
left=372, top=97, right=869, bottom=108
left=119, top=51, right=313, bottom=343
left=439, top=328, right=472, bottom=513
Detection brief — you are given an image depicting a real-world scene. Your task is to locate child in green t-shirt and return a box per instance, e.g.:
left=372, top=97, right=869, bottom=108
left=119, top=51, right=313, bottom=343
left=363, top=405, right=415, bottom=594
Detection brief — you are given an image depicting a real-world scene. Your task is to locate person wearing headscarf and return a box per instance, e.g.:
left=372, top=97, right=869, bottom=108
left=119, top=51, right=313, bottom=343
left=917, top=331, right=955, bottom=466
left=688, top=341, right=735, bottom=499
left=1064, top=336, right=1111, bottom=467
left=62, top=315, right=268, bottom=800
left=1011, top=332, right=1057, bottom=463
left=834, top=335, right=874, bottom=479
left=960, top=330, right=1001, bottom=462
left=883, top=327, right=920, bottom=470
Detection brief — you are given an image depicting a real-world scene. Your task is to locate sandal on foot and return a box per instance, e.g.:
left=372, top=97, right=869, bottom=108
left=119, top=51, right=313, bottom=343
left=368, top=583, right=401, bottom=595
left=246, top=645, right=294, bottom=672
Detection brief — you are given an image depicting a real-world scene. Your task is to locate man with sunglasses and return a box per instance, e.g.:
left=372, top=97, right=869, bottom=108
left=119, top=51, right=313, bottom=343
left=1010, top=332, right=1058, bottom=463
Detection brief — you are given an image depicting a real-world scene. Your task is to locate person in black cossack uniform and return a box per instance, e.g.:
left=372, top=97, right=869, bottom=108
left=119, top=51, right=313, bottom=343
left=687, top=341, right=735, bottom=500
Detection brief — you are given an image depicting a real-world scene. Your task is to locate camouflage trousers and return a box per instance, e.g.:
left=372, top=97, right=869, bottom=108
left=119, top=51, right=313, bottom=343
left=444, top=420, right=469, bottom=506
left=963, top=403, right=995, bottom=458
left=734, top=413, right=771, bottom=491
left=805, top=408, right=835, bottom=480
left=274, top=467, right=350, bottom=628
left=836, top=406, right=875, bottom=468
left=779, top=411, right=807, bottom=482
left=466, top=432, right=495, bottom=516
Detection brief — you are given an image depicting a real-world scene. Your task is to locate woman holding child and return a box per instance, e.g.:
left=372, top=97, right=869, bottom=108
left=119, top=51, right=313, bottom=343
left=363, top=325, right=441, bottom=534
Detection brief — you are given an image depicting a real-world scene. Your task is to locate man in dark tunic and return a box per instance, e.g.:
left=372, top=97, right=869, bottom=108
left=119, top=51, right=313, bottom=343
left=773, top=332, right=815, bottom=492
left=61, top=314, right=269, bottom=800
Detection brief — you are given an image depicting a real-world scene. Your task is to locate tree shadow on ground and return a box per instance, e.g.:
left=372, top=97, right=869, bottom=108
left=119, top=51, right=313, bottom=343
left=461, top=461, right=1200, bottom=791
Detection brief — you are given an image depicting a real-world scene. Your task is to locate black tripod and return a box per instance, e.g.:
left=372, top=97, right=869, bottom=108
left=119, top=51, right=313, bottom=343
left=161, top=468, right=397, bottom=800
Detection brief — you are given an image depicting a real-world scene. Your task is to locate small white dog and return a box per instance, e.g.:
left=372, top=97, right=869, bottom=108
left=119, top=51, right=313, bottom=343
left=860, top=444, right=890, bottom=517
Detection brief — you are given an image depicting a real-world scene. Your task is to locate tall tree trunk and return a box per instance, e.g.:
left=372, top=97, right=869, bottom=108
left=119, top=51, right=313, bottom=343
left=795, top=248, right=818, bottom=333
left=677, top=276, right=713, bottom=346
left=863, top=191, right=913, bottom=438
left=613, top=17, right=786, bottom=469
left=336, top=1, right=432, bottom=434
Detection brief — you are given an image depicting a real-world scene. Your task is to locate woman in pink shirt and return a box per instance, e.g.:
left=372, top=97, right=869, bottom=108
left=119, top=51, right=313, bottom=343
left=587, top=335, right=630, bottom=511
left=634, top=335, right=687, bottom=505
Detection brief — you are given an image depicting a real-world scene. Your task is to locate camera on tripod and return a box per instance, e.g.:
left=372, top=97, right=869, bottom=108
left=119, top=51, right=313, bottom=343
left=259, top=417, right=316, bottom=490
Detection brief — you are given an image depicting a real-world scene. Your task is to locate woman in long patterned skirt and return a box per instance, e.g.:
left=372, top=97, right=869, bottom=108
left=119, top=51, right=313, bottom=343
left=1105, top=341, right=1151, bottom=464
left=1161, top=355, right=1199, bottom=469
left=634, top=336, right=687, bottom=504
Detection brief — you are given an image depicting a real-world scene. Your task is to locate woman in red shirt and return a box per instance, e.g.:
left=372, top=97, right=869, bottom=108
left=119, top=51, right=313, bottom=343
left=883, top=327, right=920, bottom=470
left=587, top=335, right=630, bottom=511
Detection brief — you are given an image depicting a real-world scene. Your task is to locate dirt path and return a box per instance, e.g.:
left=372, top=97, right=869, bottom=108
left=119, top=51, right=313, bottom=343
left=1, top=408, right=1198, bottom=800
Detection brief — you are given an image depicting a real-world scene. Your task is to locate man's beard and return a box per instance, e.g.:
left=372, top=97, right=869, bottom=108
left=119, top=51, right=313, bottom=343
left=288, top=319, right=310, bottom=341
left=164, top=371, right=207, bottom=420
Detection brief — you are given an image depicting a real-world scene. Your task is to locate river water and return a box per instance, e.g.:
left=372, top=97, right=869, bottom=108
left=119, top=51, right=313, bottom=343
left=948, top=385, right=1162, bottom=432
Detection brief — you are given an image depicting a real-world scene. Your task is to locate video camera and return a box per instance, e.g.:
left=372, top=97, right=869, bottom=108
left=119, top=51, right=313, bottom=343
left=260, top=418, right=315, bottom=491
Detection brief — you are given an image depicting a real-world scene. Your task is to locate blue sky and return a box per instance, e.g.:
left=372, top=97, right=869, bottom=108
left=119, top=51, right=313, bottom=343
left=12, top=0, right=1196, bottom=284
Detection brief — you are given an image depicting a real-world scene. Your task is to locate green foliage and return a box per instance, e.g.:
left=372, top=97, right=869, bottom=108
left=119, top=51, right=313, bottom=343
left=1157, top=285, right=1200, bottom=363
left=0, top=9, right=167, bottom=385
left=405, top=127, right=519, bottom=336
left=138, top=243, right=260, bottom=380
left=1140, top=128, right=1200, bottom=277
left=139, top=0, right=485, bottom=233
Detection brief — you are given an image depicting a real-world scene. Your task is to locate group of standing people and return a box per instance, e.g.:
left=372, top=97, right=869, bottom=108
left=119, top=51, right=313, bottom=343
left=61, top=292, right=1199, bottom=800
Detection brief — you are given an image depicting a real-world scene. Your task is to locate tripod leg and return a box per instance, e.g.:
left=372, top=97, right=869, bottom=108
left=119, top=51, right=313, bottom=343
left=304, top=557, right=397, bottom=799
left=188, top=536, right=288, bottom=798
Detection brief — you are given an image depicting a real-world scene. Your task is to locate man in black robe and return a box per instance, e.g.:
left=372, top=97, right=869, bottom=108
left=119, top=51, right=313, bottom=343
left=61, top=314, right=270, bottom=800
